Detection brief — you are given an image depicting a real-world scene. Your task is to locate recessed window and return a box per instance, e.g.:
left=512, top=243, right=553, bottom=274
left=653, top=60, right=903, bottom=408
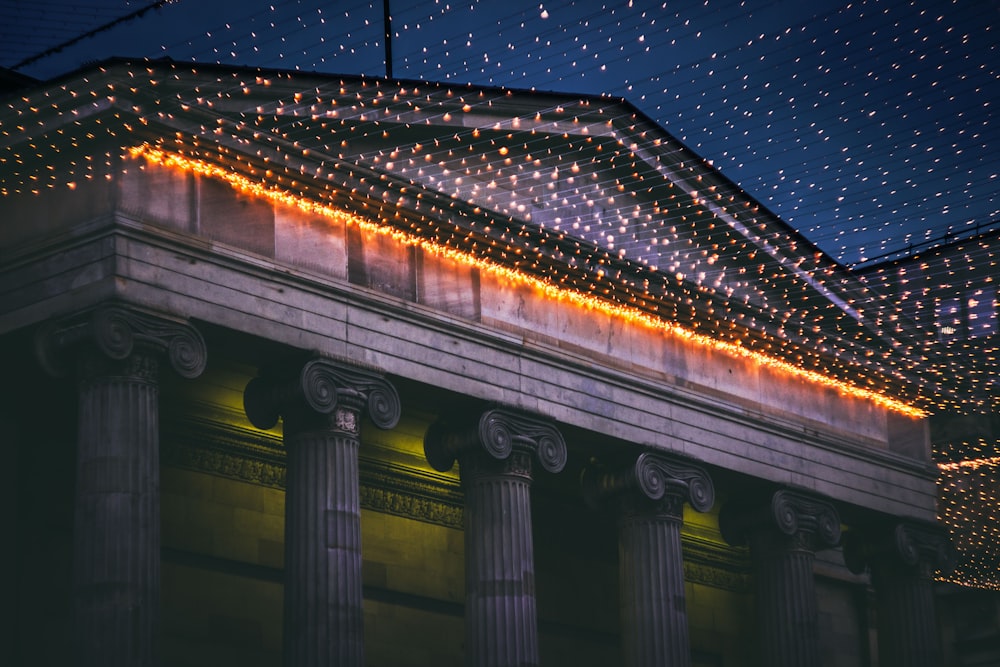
left=936, top=296, right=964, bottom=342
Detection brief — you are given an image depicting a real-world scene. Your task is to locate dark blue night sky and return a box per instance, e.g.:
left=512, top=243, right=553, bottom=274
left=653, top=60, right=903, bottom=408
left=2, top=0, right=997, bottom=266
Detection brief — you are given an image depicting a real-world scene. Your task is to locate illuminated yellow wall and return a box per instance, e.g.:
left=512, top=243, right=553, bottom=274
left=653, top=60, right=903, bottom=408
left=159, top=465, right=471, bottom=666
left=160, top=468, right=284, bottom=665
left=156, top=357, right=764, bottom=666
left=0, top=327, right=877, bottom=667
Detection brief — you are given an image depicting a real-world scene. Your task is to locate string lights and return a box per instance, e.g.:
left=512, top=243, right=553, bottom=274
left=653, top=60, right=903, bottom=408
left=1, top=0, right=997, bottom=589
left=2, top=1, right=995, bottom=268
left=937, top=439, right=1000, bottom=590
left=129, top=143, right=924, bottom=417
left=0, top=58, right=966, bottom=416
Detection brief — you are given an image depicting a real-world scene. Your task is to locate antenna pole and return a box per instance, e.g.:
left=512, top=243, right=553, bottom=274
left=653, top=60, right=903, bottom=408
left=383, top=0, right=393, bottom=79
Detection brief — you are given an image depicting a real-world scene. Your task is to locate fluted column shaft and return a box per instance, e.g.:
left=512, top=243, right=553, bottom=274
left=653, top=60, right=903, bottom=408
left=872, top=566, right=939, bottom=667
left=619, top=512, right=688, bottom=667
left=750, top=533, right=821, bottom=667
left=424, top=408, right=567, bottom=667
left=74, top=349, right=161, bottom=667
left=585, top=451, right=715, bottom=667
left=244, top=356, right=400, bottom=667
left=36, top=303, right=207, bottom=667
left=843, top=521, right=950, bottom=667
left=721, top=489, right=841, bottom=667
left=283, top=405, right=365, bottom=666
left=462, top=451, right=539, bottom=667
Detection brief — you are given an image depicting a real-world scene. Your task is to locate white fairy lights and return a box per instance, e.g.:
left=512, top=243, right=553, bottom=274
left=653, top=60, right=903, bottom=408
left=1, top=0, right=997, bottom=589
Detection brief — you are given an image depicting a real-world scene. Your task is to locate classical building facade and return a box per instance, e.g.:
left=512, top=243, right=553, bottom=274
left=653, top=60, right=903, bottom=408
left=2, top=60, right=959, bottom=666
left=859, top=231, right=1000, bottom=664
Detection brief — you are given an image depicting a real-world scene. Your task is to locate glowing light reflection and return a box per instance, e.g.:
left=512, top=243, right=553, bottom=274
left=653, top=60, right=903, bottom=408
left=129, top=144, right=924, bottom=418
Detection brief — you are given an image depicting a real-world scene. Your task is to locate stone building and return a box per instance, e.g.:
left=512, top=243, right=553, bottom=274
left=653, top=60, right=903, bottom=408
left=2, top=59, right=957, bottom=666
left=858, top=232, right=1000, bottom=665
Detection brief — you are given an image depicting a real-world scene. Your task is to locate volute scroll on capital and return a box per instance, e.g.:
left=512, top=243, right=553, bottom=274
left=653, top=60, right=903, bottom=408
left=35, top=302, right=207, bottom=379
left=720, top=489, right=841, bottom=550
left=243, top=356, right=401, bottom=432
left=423, top=407, right=567, bottom=474
left=843, top=520, right=954, bottom=577
left=582, top=451, right=716, bottom=516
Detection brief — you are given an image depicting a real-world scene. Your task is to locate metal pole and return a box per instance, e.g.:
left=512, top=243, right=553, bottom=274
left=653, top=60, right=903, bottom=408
left=383, top=0, right=393, bottom=78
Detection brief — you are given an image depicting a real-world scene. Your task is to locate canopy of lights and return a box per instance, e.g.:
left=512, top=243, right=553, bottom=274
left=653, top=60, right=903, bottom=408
left=0, top=60, right=952, bottom=414
left=1, top=1, right=998, bottom=589
left=2, top=0, right=995, bottom=267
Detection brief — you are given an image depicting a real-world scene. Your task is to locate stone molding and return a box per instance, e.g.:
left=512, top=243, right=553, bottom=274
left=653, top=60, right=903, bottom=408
left=162, top=415, right=464, bottom=529
left=720, top=489, right=841, bottom=552
left=423, top=407, right=567, bottom=475
left=583, top=451, right=715, bottom=518
left=243, top=356, right=401, bottom=432
left=35, top=302, right=207, bottom=379
left=683, top=548, right=751, bottom=592
left=162, top=415, right=750, bottom=588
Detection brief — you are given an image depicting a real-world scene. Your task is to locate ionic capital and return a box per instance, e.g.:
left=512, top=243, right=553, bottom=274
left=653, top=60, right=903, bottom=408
left=721, top=489, right=841, bottom=552
left=583, top=451, right=715, bottom=519
left=35, top=302, right=207, bottom=379
left=423, top=408, right=567, bottom=475
left=243, top=356, right=400, bottom=434
left=843, top=520, right=953, bottom=578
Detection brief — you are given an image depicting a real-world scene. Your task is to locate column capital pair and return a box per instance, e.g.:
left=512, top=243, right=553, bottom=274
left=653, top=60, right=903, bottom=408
left=244, top=355, right=401, bottom=434
left=36, top=301, right=207, bottom=380
left=424, top=407, right=567, bottom=476
left=721, top=488, right=841, bottom=552
left=720, top=488, right=840, bottom=667
left=34, top=302, right=206, bottom=667
left=583, top=451, right=714, bottom=519
left=245, top=355, right=400, bottom=667
left=424, top=407, right=565, bottom=667
left=844, top=519, right=952, bottom=667
left=844, top=519, right=953, bottom=579
left=584, top=451, right=714, bottom=667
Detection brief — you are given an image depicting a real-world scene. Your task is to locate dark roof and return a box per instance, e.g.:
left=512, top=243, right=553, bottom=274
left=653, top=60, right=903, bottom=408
left=0, top=66, right=36, bottom=95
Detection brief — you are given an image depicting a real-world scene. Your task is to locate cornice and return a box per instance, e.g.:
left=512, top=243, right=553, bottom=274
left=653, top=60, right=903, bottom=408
left=5, top=218, right=937, bottom=511
left=99, top=219, right=931, bottom=479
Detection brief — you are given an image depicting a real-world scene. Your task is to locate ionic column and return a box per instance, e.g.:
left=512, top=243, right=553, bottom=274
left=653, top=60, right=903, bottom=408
left=424, top=408, right=567, bottom=667
left=720, top=489, right=841, bottom=667
left=844, top=520, right=951, bottom=667
left=36, top=303, right=207, bottom=667
left=243, top=356, right=400, bottom=667
left=583, top=452, right=715, bottom=667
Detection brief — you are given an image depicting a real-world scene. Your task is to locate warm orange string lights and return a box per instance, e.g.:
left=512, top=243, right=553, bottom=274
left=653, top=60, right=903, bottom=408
left=937, top=439, right=1000, bottom=591
left=130, top=144, right=925, bottom=418
left=938, top=456, right=1000, bottom=472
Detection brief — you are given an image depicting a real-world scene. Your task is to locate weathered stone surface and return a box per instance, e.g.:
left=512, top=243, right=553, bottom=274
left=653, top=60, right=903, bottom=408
left=584, top=452, right=715, bottom=667
left=844, top=521, right=952, bottom=667
left=2, top=167, right=940, bottom=526
left=245, top=356, right=400, bottom=667
left=721, top=489, right=841, bottom=667
left=35, top=303, right=206, bottom=667
left=424, top=408, right=566, bottom=667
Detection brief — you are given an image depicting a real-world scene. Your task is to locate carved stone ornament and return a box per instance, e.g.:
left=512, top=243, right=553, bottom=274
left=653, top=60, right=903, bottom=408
left=335, top=407, right=359, bottom=435
left=423, top=407, right=567, bottom=474
left=243, top=356, right=401, bottom=432
left=35, top=302, right=207, bottom=379
left=583, top=451, right=715, bottom=516
left=720, top=489, right=841, bottom=551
